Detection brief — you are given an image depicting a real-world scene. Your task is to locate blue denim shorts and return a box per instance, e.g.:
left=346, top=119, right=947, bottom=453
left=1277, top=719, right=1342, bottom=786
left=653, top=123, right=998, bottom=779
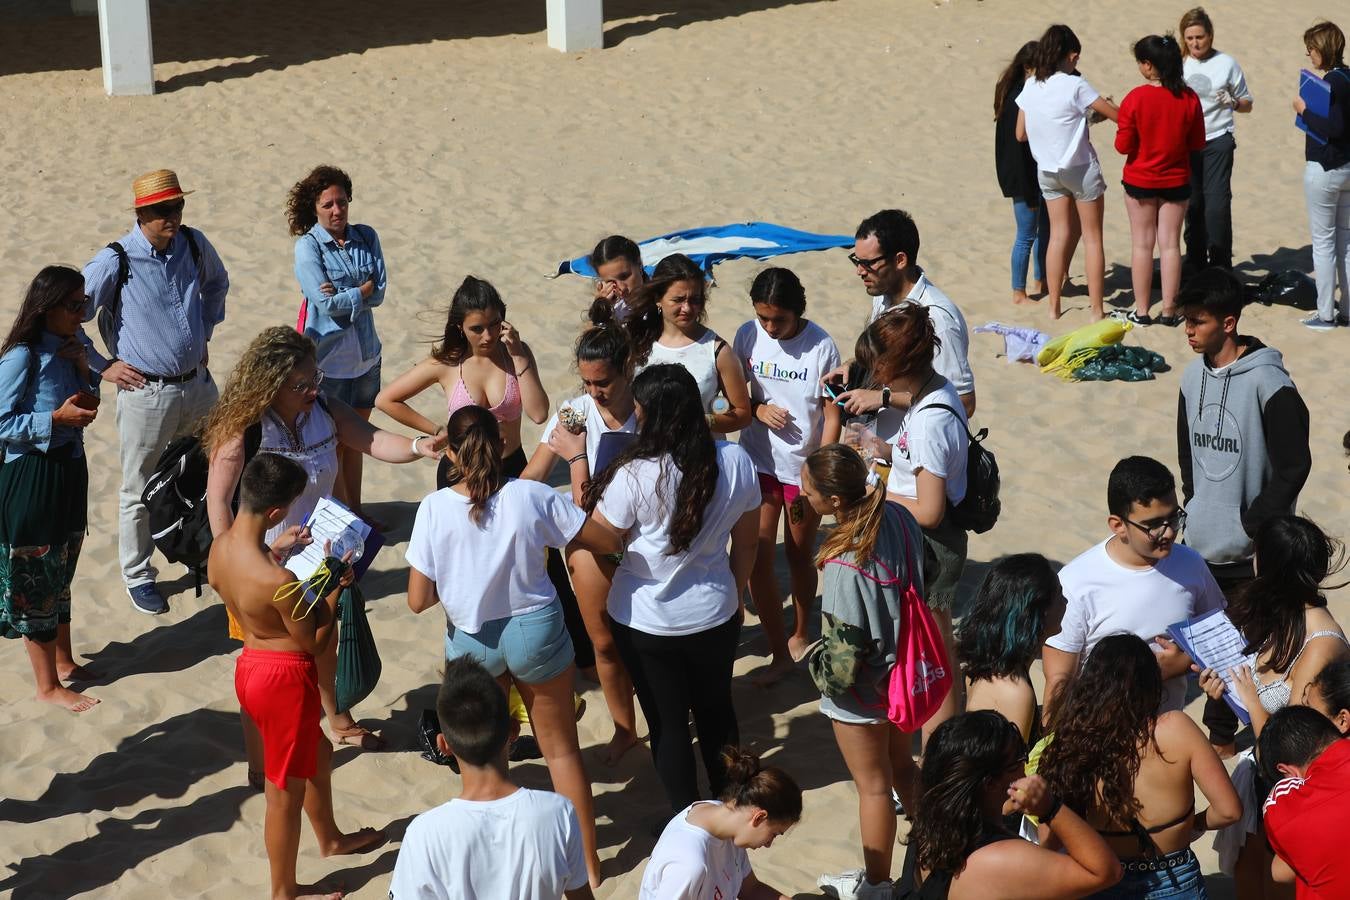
left=323, top=362, right=381, bottom=410
left=444, top=599, right=574, bottom=684
left=1090, top=849, right=1206, bottom=900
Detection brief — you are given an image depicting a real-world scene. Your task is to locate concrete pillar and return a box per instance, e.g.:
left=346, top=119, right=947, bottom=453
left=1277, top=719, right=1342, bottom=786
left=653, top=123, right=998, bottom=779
left=98, top=0, right=155, bottom=96
left=546, top=0, right=603, bottom=52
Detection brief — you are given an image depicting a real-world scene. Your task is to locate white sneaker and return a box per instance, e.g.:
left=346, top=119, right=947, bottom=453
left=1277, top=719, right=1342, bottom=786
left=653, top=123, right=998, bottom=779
left=817, top=869, right=894, bottom=899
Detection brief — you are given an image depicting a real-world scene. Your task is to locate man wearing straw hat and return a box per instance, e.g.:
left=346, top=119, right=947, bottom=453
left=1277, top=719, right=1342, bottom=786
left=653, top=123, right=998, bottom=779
left=81, top=169, right=229, bottom=616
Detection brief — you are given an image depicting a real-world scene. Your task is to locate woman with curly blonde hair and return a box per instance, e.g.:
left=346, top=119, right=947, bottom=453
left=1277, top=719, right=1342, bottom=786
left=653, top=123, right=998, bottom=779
left=286, top=165, right=387, bottom=521
left=205, top=326, right=442, bottom=766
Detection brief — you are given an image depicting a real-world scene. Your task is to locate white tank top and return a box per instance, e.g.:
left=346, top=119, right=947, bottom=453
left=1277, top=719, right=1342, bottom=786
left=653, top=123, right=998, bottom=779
left=642, top=329, right=722, bottom=412
left=258, top=401, right=340, bottom=544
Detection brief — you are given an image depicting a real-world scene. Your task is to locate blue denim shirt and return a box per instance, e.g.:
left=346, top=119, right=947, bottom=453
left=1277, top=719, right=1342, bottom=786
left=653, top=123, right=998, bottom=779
left=81, top=224, right=229, bottom=377
left=0, top=332, right=99, bottom=462
left=295, top=222, right=386, bottom=364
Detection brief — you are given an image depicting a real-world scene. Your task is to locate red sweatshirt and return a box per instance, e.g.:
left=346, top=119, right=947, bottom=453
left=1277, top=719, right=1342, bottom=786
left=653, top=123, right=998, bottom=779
left=1115, top=84, right=1205, bottom=188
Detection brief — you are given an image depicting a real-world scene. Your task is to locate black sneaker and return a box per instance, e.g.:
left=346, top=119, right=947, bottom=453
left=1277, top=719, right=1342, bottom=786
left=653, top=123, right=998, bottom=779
left=127, top=584, right=169, bottom=615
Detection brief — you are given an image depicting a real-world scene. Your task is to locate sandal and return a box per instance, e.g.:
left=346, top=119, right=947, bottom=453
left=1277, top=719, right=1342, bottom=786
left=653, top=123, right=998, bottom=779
left=331, top=722, right=386, bottom=750
left=1125, top=310, right=1153, bottom=326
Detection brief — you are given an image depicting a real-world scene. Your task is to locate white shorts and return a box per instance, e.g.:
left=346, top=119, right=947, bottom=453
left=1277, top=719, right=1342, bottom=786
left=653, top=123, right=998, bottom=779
left=1038, top=159, right=1107, bottom=202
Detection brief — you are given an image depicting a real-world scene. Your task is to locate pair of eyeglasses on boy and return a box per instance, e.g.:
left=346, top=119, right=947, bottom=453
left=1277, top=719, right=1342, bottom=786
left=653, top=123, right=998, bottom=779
left=1123, top=509, right=1187, bottom=541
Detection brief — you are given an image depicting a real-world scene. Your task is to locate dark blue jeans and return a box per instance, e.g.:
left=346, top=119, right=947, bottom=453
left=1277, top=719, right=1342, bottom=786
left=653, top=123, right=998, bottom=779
left=1011, top=198, right=1050, bottom=291
left=1092, top=849, right=1207, bottom=899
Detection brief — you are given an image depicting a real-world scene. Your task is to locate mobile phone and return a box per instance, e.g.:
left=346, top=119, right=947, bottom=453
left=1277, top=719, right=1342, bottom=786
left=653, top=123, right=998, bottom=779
left=822, top=380, right=846, bottom=407
left=73, top=390, right=100, bottom=410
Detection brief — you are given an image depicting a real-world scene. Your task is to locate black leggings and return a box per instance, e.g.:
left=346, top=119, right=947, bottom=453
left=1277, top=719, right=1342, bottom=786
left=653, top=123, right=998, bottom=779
left=435, top=445, right=595, bottom=669
left=611, top=612, right=741, bottom=812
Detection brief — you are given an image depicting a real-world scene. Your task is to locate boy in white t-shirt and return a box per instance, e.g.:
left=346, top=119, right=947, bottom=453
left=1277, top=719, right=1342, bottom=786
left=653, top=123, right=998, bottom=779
left=1042, top=456, right=1226, bottom=723
left=734, top=267, right=842, bottom=681
left=390, top=657, right=594, bottom=900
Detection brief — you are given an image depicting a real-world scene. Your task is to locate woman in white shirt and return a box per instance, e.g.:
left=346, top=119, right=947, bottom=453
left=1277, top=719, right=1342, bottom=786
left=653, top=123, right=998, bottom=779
left=525, top=300, right=643, bottom=767
left=1180, top=7, right=1253, bottom=273
left=1016, top=24, right=1120, bottom=320
left=875, top=304, right=970, bottom=742
left=641, top=746, right=800, bottom=900
left=732, top=267, right=842, bottom=683
left=623, top=253, right=752, bottom=432
left=405, top=404, right=621, bottom=889
left=583, top=363, right=762, bottom=814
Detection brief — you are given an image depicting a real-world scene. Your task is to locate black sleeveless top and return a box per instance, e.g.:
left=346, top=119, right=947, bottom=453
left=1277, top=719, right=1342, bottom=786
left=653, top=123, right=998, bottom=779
left=895, top=828, right=1018, bottom=899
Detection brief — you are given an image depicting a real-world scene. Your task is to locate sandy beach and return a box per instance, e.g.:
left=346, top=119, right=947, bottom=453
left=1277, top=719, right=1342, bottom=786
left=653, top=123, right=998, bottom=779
left=1, top=0, right=1346, bottom=896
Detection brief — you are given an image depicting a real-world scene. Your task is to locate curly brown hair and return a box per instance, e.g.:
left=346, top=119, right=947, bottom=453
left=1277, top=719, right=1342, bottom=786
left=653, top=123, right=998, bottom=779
left=1036, top=634, right=1163, bottom=830
left=285, top=165, right=353, bottom=236
left=201, top=327, right=315, bottom=455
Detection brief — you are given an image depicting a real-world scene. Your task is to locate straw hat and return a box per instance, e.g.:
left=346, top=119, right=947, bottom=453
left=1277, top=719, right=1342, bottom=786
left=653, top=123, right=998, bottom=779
left=130, top=169, right=194, bottom=209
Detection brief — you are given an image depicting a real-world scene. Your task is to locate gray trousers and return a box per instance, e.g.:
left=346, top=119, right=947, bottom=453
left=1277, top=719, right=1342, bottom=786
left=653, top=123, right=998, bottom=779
left=116, top=369, right=218, bottom=587
left=1184, top=133, right=1236, bottom=271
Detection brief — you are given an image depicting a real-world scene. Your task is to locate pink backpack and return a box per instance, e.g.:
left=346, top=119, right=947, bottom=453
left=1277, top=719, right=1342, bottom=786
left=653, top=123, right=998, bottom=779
left=843, top=505, right=952, bottom=732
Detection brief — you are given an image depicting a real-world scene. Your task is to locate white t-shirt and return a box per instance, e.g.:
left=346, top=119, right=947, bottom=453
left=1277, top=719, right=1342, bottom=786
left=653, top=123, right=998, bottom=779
left=734, top=318, right=841, bottom=484
left=406, top=479, right=585, bottom=634
left=1047, top=538, right=1227, bottom=712
left=639, top=802, right=753, bottom=900
left=390, top=788, right=587, bottom=900
left=540, top=393, right=639, bottom=470
left=886, top=379, right=969, bottom=505
left=869, top=274, right=975, bottom=397
left=642, top=329, right=723, bottom=412
left=1016, top=71, right=1102, bottom=171
left=1183, top=51, right=1253, bottom=141
left=597, top=442, right=761, bottom=636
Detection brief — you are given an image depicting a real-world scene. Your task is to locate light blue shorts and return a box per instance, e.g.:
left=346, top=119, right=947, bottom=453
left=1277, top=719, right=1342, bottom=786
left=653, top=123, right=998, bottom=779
left=322, top=361, right=381, bottom=410
left=444, top=599, right=574, bottom=684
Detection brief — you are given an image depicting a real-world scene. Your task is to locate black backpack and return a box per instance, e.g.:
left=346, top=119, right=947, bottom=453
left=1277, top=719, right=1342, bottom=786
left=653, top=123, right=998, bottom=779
left=99, top=226, right=202, bottom=357
left=141, top=421, right=259, bottom=594
left=928, top=404, right=1001, bottom=534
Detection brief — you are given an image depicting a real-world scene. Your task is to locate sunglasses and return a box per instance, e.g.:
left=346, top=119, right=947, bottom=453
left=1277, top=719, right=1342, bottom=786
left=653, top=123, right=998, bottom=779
left=144, top=200, right=186, bottom=219
left=57, top=296, right=89, bottom=314
left=286, top=370, right=326, bottom=394
left=848, top=252, right=889, bottom=273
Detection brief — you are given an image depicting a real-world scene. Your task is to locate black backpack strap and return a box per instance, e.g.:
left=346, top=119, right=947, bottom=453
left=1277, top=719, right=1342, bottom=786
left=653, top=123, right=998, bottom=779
left=243, top=421, right=262, bottom=465
left=179, top=225, right=202, bottom=269
left=107, top=241, right=130, bottom=311
left=925, top=402, right=986, bottom=441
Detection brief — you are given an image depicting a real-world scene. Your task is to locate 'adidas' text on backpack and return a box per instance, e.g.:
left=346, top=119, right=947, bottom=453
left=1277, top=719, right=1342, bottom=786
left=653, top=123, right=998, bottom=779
left=929, top=404, right=1001, bottom=534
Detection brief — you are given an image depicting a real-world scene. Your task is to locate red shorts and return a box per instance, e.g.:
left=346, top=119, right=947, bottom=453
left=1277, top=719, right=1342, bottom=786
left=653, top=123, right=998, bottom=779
left=758, top=472, right=801, bottom=507
left=235, top=647, right=322, bottom=790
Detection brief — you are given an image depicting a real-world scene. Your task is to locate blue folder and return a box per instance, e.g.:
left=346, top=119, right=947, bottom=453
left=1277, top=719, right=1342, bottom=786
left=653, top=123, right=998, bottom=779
left=1296, top=68, right=1331, bottom=145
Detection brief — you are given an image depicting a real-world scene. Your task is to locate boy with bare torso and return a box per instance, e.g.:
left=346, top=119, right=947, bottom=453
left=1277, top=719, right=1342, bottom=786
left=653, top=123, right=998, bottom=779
left=210, top=453, right=383, bottom=900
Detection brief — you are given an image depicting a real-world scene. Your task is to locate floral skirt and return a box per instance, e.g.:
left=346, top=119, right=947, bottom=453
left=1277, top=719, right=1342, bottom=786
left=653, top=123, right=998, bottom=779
left=0, top=448, right=87, bottom=642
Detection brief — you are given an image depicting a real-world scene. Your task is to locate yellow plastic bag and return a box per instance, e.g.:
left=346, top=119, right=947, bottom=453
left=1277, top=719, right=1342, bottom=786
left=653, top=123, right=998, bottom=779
left=1038, top=318, right=1132, bottom=379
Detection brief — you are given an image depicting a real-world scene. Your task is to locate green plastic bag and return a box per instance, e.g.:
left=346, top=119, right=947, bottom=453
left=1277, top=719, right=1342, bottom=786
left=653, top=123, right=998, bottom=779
left=1074, top=344, right=1167, bottom=382
left=335, top=584, right=382, bottom=712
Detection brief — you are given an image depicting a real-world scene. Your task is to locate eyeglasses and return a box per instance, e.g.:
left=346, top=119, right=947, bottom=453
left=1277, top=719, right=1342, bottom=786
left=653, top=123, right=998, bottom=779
left=145, top=200, right=185, bottom=220
left=848, top=252, right=889, bottom=273
left=1124, top=508, right=1187, bottom=541
left=58, top=296, right=89, bottom=313
left=286, top=370, right=325, bottom=394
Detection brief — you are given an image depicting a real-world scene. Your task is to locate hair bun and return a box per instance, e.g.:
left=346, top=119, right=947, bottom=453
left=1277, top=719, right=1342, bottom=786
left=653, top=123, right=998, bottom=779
left=721, top=746, right=763, bottom=786
left=587, top=296, right=616, bottom=328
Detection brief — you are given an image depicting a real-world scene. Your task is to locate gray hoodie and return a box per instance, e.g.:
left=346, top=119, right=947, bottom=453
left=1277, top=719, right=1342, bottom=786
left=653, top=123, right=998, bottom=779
left=1177, top=338, right=1311, bottom=569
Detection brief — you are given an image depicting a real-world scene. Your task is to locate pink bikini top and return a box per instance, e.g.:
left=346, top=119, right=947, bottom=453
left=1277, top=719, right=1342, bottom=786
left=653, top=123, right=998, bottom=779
left=448, top=367, right=522, bottom=423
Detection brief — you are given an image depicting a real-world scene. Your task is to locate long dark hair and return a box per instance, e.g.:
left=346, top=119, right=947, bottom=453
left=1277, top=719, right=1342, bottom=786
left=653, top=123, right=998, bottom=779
left=443, top=405, right=504, bottom=524
left=958, top=554, right=1061, bottom=681
left=589, top=234, right=642, bottom=272
left=994, top=41, right=1039, bottom=118
left=1037, top=635, right=1162, bottom=829
left=582, top=364, right=718, bottom=554
left=1134, top=34, right=1187, bottom=96
left=1033, top=24, right=1082, bottom=81
left=621, top=254, right=707, bottom=366
left=868, top=302, right=941, bottom=384
left=749, top=267, right=806, bottom=316
left=432, top=276, right=507, bottom=366
left=906, top=711, right=1026, bottom=876
left=3, top=265, right=84, bottom=358
left=1229, top=516, right=1347, bottom=673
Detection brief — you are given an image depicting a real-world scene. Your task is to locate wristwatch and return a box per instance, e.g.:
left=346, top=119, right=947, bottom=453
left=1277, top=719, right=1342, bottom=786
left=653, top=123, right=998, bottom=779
left=880, top=386, right=892, bottom=409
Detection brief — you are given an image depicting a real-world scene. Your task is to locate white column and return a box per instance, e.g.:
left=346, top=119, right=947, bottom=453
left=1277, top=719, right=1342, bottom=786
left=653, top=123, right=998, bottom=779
left=546, top=0, right=603, bottom=52
left=98, top=0, right=155, bottom=96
